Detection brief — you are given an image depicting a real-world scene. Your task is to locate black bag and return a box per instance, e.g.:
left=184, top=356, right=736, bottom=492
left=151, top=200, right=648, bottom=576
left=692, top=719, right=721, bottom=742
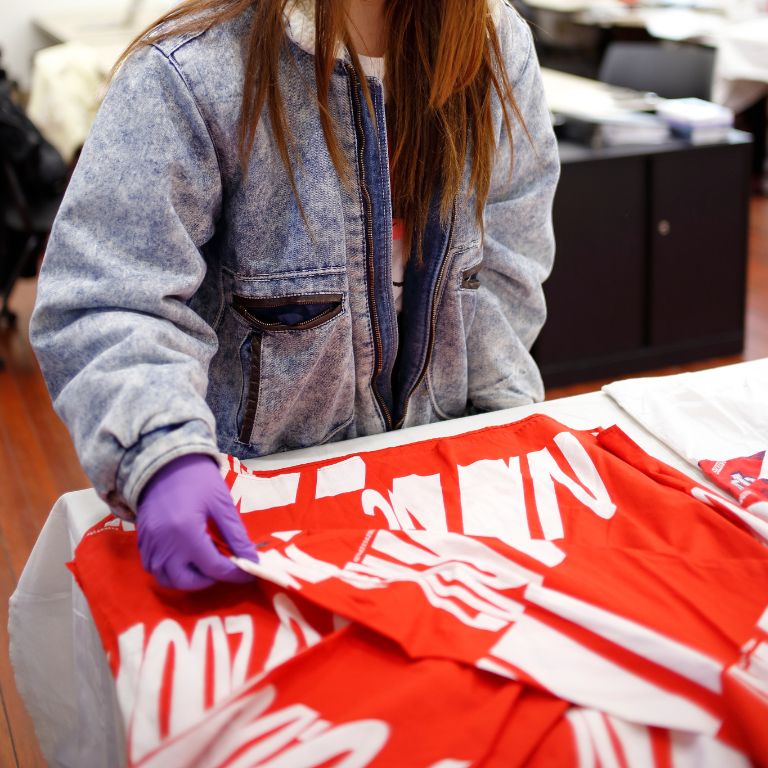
left=0, top=71, right=68, bottom=203
left=0, top=60, right=67, bottom=288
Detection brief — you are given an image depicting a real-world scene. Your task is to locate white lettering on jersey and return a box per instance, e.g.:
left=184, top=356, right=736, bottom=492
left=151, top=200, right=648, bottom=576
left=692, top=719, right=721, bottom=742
left=116, top=615, right=255, bottom=762
left=361, top=489, right=400, bottom=528
left=457, top=456, right=565, bottom=565
left=483, top=614, right=721, bottom=733
left=241, top=530, right=541, bottom=632
left=758, top=605, right=768, bottom=633
left=524, top=583, right=723, bottom=692
left=528, top=432, right=616, bottom=540
left=229, top=472, right=301, bottom=513
left=566, top=709, right=655, bottom=768
left=264, top=593, right=322, bottom=672
left=361, top=473, right=448, bottom=532
left=315, top=456, right=367, bottom=498
left=139, top=684, right=389, bottom=768
left=346, top=530, right=538, bottom=631
left=229, top=429, right=614, bottom=558
left=390, top=473, right=449, bottom=531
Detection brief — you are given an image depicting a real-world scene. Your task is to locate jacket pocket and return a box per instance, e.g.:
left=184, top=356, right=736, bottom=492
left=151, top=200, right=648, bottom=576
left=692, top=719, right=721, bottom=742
left=230, top=291, right=354, bottom=453
left=461, top=260, right=483, bottom=290
left=233, top=294, right=345, bottom=444
left=427, top=251, right=481, bottom=420
left=232, top=293, right=344, bottom=333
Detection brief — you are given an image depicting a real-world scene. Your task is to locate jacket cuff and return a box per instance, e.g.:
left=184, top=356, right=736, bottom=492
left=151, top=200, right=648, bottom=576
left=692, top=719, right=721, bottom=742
left=107, top=419, right=220, bottom=521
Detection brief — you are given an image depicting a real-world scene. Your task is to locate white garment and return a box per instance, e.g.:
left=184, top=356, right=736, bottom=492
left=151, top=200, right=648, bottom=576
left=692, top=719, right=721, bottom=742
left=602, top=359, right=768, bottom=467
left=358, top=54, right=405, bottom=315
left=27, top=43, right=108, bottom=163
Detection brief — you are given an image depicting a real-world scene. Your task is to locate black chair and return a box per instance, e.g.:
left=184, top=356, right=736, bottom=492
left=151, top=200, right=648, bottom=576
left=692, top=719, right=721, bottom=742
left=598, top=41, right=716, bottom=101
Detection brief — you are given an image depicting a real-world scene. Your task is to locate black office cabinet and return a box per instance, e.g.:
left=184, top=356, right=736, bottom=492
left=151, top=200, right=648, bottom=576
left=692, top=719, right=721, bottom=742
left=533, top=156, right=646, bottom=379
left=533, top=134, right=751, bottom=387
left=649, top=146, right=750, bottom=350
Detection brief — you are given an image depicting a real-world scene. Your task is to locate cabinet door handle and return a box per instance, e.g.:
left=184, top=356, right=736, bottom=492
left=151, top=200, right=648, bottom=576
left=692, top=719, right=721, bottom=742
left=657, top=219, right=671, bottom=236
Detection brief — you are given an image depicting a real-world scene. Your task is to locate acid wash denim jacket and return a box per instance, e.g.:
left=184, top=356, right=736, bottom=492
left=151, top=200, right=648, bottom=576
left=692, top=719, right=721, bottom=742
left=30, top=0, right=560, bottom=520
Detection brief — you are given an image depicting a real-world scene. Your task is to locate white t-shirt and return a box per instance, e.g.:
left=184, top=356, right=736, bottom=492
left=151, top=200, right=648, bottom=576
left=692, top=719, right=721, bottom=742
left=359, top=54, right=405, bottom=314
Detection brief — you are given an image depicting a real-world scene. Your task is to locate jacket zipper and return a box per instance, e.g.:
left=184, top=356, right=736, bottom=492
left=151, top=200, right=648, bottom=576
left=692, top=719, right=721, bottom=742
left=348, top=64, right=393, bottom=430
left=395, top=203, right=456, bottom=429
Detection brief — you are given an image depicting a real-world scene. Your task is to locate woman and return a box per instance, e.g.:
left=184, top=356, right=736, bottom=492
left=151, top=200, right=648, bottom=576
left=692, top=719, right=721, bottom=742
left=30, top=0, right=560, bottom=590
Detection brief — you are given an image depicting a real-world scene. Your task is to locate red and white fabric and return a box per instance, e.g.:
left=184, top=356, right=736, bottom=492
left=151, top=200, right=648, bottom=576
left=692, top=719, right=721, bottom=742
left=604, top=359, right=768, bottom=532
left=70, top=414, right=768, bottom=767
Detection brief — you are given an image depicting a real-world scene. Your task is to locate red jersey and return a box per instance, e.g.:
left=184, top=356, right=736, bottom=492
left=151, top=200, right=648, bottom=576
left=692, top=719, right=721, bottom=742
left=71, top=415, right=768, bottom=766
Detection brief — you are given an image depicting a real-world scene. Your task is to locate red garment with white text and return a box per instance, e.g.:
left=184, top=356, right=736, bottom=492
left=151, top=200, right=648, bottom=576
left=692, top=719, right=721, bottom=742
left=71, top=415, right=768, bottom=766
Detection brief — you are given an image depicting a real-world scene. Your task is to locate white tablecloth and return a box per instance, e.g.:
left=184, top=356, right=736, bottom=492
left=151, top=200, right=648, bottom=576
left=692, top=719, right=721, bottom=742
left=7, top=370, right=755, bottom=767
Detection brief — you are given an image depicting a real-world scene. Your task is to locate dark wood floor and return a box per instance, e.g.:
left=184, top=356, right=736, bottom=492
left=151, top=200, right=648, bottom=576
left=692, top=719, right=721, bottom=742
left=0, top=196, right=766, bottom=766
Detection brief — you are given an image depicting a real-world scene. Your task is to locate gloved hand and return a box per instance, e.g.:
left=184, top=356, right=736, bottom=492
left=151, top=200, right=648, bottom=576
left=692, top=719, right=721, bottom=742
left=136, top=453, right=259, bottom=590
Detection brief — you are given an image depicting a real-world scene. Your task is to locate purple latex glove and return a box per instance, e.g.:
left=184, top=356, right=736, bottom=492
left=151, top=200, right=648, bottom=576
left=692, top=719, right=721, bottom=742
left=137, top=453, right=259, bottom=590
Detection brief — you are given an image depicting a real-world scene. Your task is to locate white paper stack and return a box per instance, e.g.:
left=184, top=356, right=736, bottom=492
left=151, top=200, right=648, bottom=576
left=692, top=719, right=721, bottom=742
left=656, top=98, right=734, bottom=144
left=598, top=112, right=671, bottom=147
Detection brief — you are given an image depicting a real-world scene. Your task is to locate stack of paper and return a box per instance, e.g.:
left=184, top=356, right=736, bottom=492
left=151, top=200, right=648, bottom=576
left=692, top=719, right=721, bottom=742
left=598, top=111, right=671, bottom=146
left=656, top=98, right=734, bottom=144
left=557, top=111, right=670, bottom=148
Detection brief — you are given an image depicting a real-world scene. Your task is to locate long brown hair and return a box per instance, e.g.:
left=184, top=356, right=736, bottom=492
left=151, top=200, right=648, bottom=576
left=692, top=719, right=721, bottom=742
left=117, top=0, right=524, bottom=259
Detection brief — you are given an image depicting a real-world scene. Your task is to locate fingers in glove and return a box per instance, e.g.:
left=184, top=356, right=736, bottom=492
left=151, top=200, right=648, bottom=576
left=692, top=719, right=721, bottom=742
left=209, top=488, right=260, bottom=562
left=185, top=530, right=257, bottom=584
left=158, top=561, right=217, bottom=591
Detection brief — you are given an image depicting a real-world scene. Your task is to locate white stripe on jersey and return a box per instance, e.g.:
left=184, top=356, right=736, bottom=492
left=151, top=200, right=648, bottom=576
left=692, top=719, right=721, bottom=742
left=486, top=614, right=721, bottom=733
left=525, top=583, right=723, bottom=692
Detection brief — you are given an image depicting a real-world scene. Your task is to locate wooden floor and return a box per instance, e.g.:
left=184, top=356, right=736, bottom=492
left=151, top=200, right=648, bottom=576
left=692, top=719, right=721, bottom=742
left=0, top=196, right=766, bottom=765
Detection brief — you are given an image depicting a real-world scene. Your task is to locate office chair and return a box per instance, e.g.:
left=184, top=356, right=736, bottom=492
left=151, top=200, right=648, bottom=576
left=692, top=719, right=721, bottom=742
left=598, top=41, right=716, bottom=101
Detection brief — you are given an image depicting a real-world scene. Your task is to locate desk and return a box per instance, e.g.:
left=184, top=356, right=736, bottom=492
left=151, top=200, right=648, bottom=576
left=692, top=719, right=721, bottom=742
left=8, top=372, right=739, bottom=767
left=536, top=71, right=751, bottom=386
left=521, top=0, right=768, bottom=111
left=542, top=66, right=663, bottom=115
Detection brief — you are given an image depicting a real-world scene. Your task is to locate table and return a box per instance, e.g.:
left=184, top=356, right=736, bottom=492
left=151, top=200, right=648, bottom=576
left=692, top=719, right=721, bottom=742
left=9, top=366, right=746, bottom=768
left=542, top=66, right=664, bottom=115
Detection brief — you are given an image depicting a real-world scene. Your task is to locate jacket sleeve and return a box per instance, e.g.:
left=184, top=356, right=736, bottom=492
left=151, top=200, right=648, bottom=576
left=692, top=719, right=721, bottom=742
left=466, top=8, right=560, bottom=411
left=30, top=43, right=224, bottom=520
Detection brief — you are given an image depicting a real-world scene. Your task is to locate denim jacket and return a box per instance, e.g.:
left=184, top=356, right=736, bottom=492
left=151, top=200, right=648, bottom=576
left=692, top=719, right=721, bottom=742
left=30, top=0, right=560, bottom=520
